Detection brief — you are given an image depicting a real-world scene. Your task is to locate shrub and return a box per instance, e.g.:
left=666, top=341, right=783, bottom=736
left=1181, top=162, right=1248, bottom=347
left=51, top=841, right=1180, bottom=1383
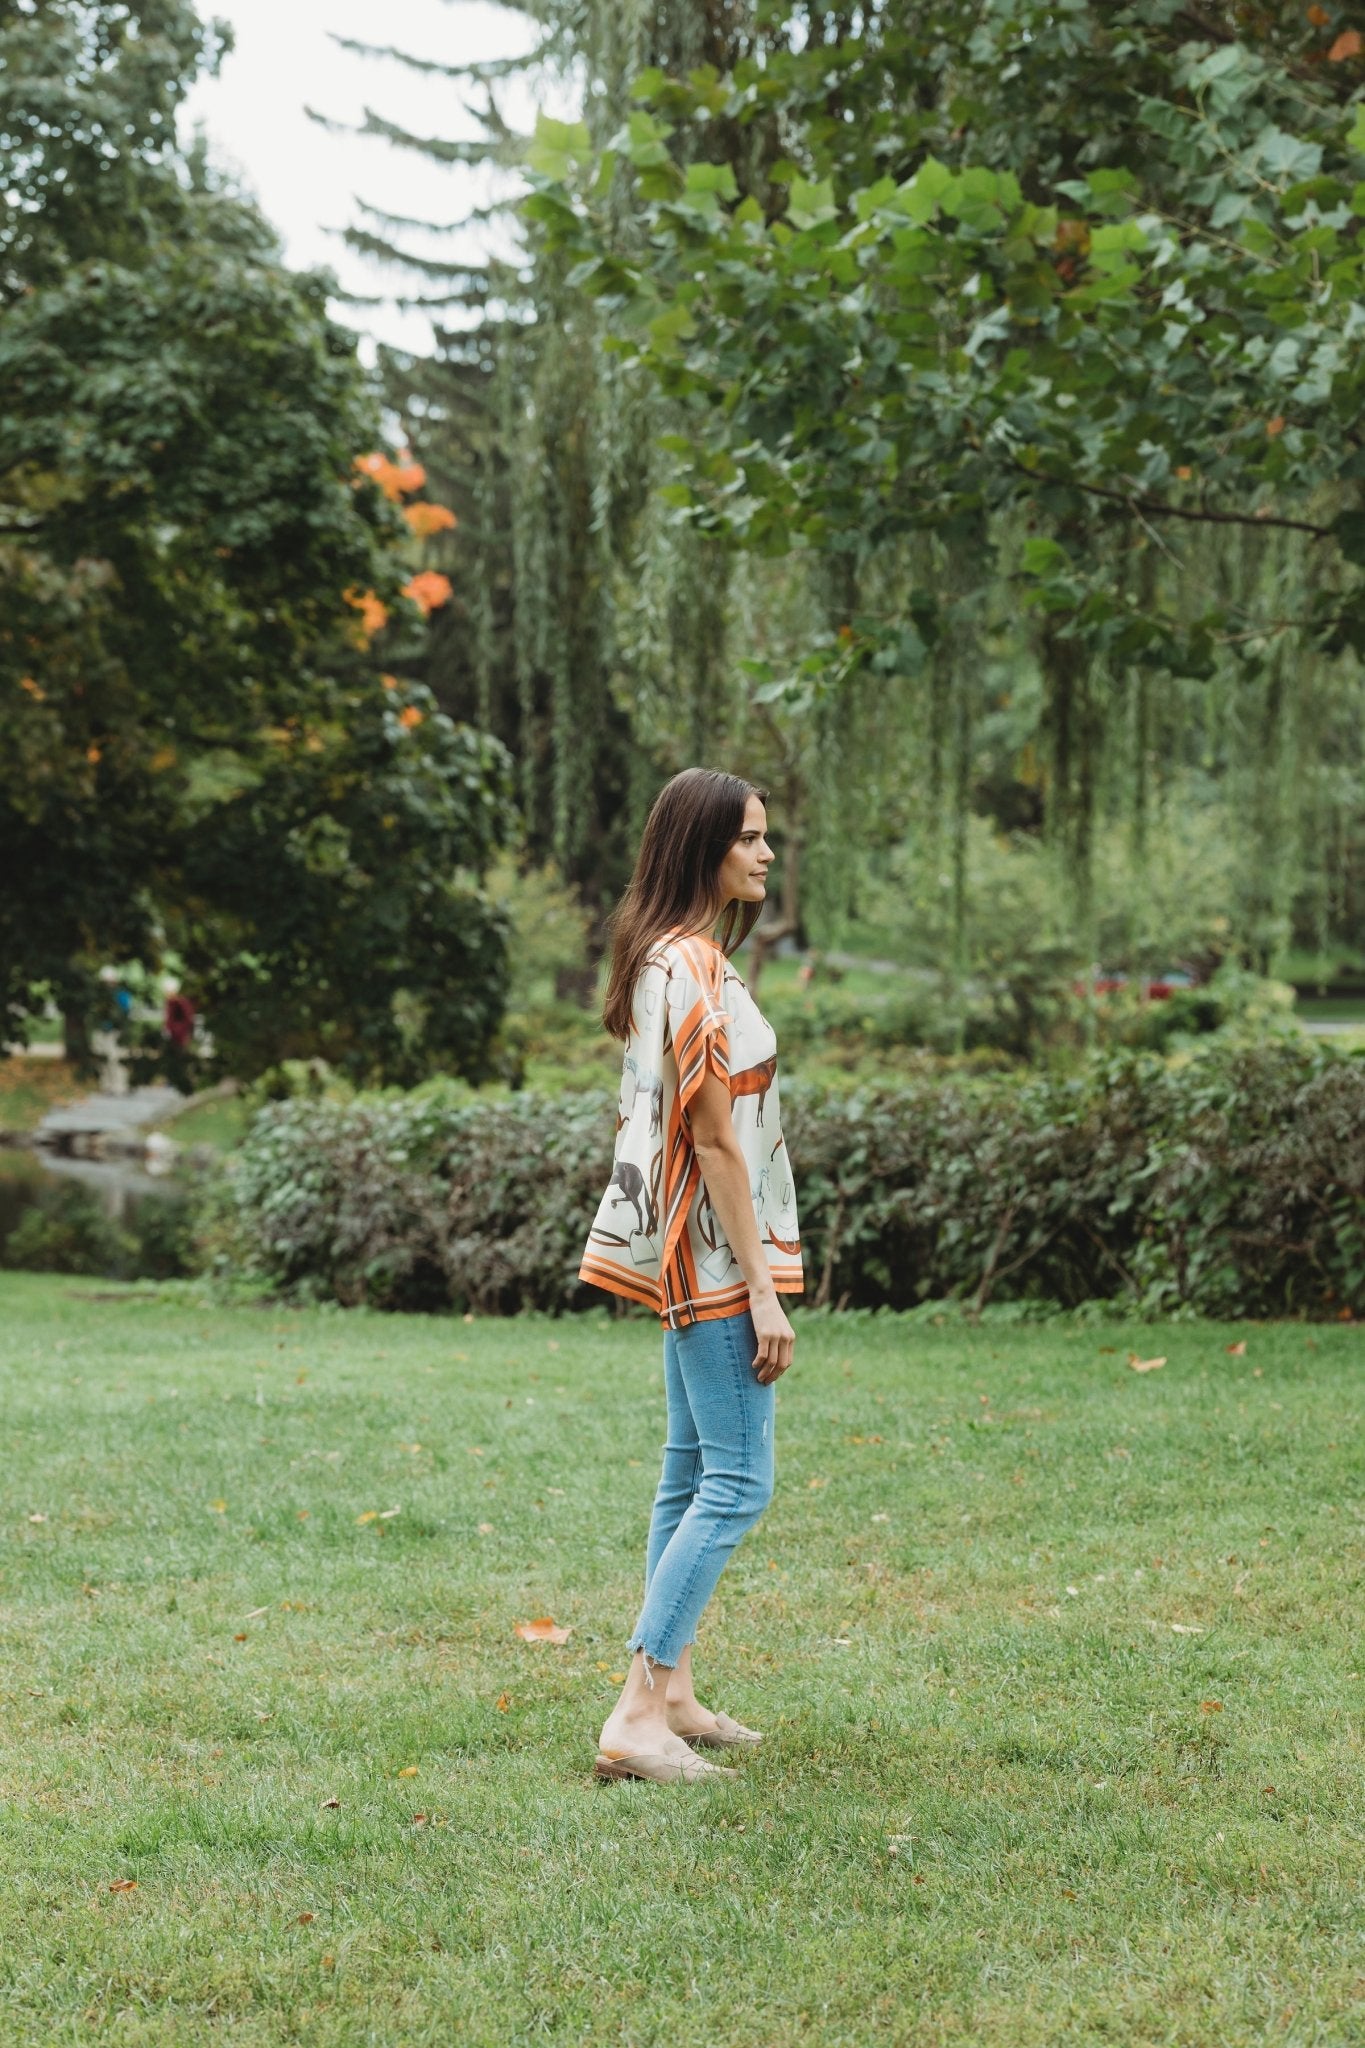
left=2, top=1182, right=132, bottom=1275
left=202, top=1038, right=1365, bottom=1321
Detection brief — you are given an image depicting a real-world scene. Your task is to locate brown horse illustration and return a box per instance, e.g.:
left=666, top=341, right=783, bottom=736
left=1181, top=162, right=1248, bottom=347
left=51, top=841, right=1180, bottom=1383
left=730, top=1055, right=777, bottom=1124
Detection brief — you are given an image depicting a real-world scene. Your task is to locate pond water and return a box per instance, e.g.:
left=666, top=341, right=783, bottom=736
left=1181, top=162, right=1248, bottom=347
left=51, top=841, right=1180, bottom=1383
left=0, top=1146, right=186, bottom=1256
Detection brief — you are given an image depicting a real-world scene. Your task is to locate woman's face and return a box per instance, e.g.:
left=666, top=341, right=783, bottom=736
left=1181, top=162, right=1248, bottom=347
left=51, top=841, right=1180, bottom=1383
left=716, top=793, right=774, bottom=908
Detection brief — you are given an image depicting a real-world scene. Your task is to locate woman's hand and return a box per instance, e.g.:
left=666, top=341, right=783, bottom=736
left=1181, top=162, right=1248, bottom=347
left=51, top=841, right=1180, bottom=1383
left=750, top=1289, right=795, bottom=1383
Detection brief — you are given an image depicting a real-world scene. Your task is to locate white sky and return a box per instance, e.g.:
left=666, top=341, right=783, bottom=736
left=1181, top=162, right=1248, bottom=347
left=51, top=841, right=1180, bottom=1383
left=181, top=1, right=551, bottom=356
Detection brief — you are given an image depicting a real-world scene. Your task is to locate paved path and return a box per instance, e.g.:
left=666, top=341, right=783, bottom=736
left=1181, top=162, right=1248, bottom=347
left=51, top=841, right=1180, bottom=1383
left=36, top=1085, right=183, bottom=1152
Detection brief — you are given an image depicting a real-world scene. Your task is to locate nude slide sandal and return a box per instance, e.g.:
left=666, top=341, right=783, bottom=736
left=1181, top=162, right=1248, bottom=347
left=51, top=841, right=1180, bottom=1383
left=684, top=1712, right=763, bottom=1750
left=594, top=1750, right=736, bottom=1783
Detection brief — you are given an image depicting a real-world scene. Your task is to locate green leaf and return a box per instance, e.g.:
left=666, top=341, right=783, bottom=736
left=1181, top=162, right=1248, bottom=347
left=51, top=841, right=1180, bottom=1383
left=1332, top=507, right=1365, bottom=566
left=1020, top=537, right=1071, bottom=577
left=685, top=162, right=739, bottom=201
left=787, top=177, right=838, bottom=229
left=894, top=156, right=953, bottom=224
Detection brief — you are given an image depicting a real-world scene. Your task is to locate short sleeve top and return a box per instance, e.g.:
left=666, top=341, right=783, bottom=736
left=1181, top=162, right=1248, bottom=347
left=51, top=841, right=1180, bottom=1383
left=578, top=930, right=803, bottom=1328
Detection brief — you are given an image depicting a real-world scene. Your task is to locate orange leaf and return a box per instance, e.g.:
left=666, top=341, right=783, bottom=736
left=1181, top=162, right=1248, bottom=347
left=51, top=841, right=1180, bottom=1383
left=398, top=705, right=424, bottom=730
left=355, top=1510, right=378, bottom=1525
left=1127, top=1354, right=1166, bottom=1373
left=108, top=1878, right=138, bottom=1893
left=1200, top=1700, right=1223, bottom=1713
left=514, top=1617, right=572, bottom=1643
left=1225, top=1340, right=1247, bottom=1356
left=397, top=1765, right=419, bottom=1778
left=19, top=676, right=44, bottom=699
left=1265, top=416, right=1285, bottom=438
left=320, top=1797, right=341, bottom=1810
left=1329, top=28, right=1362, bottom=58
left=403, top=501, right=458, bottom=538
left=1307, top=2, right=1329, bottom=21
left=297, top=1911, right=315, bottom=1923
left=495, top=1691, right=512, bottom=1711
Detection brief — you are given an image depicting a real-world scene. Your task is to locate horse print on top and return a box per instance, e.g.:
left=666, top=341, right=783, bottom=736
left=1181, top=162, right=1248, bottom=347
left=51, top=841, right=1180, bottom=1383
left=580, top=930, right=803, bottom=1328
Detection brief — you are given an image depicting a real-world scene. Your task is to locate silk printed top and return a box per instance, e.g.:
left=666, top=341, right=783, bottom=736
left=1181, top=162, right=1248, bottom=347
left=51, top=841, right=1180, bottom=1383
left=579, top=931, right=804, bottom=1328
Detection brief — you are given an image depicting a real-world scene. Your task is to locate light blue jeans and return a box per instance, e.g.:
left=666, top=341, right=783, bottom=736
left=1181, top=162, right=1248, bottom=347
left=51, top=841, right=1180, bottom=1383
left=627, top=1307, right=776, bottom=1678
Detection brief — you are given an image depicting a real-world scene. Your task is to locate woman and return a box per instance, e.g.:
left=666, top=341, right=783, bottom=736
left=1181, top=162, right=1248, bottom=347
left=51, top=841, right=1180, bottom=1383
left=580, top=768, right=803, bottom=1784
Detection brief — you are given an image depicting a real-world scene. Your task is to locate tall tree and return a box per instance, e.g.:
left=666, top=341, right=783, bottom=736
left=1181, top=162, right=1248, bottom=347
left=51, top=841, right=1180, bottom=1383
left=0, top=0, right=513, bottom=1081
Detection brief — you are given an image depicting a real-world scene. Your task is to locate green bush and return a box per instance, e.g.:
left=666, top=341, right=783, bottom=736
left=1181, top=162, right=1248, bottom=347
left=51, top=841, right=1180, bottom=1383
left=202, top=1039, right=1365, bottom=1321
left=2, top=1179, right=196, bottom=1280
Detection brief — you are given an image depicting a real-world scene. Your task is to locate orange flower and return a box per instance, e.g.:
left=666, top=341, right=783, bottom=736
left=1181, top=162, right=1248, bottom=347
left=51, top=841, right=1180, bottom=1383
left=403, top=571, right=453, bottom=616
left=380, top=673, right=400, bottom=691
left=354, top=451, right=406, bottom=502
left=86, top=744, right=102, bottom=764
left=403, top=501, right=458, bottom=538
left=1265, top=416, right=1285, bottom=438
left=398, top=705, right=425, bottom=730
left=1328, top=28, right=1361, bottom=59
left=19, top=676, right=45, bottom=700
left=344, top=587, right=390, bottom=641
left=355, top=449, right=428, bottom=500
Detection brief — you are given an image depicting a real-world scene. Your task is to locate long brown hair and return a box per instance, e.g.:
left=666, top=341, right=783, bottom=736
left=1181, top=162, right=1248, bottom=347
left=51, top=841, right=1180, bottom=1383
left=601, top=768, right=768, bottom=1041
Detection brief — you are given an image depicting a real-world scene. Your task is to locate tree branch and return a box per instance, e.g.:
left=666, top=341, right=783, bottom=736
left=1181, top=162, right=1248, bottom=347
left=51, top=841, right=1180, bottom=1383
left=1010, top=462, right=1334, bottom=539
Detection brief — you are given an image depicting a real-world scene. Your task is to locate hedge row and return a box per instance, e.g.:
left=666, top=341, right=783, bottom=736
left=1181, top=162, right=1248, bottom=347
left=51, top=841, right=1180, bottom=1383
left=201, top=1038, right=1365, bottom=1321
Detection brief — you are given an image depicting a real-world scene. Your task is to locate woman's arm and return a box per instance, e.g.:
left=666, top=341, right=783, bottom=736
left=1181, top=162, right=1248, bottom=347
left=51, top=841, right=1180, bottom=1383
left=686, top=1066, right=795, bottom=1383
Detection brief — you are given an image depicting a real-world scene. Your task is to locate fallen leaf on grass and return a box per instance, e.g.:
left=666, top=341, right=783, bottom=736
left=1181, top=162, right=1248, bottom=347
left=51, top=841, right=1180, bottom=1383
left=397, top=1766, right=419, bottom=1778
left=1060, top=1888, right=1078, bottom=1900
left=244, top=1606, right=268, bottom=1620
left=514, top=1617, right=571, bottom=1643
left=320, top=1797, right=341, bottom=1810
left=355, top=1511, right=378, bottom=1525
left=378, top=1507, right=401, bottom=1520
left=297, top=1912, right=315, bottom=1924
left=108, top=1878, right=138, bottom=1894
left=1226, top=1341, right=1247, bottom=1356
left=27, top=1512, right=46, bottom=1524
left=412, top=1813, right=428, bottom=1827
left=477, top=1522, right=494, bottom=1535
left=209, top=1500, right=227, bottom=1514
left=233, top=1633, right=248, bottom=1643
left=495, top=1692, right=511, bottom=1712
left=609, top=1671, right=625, bottom=1683
left=321, top=1955, right=335, bottom=1972
left=1170, top=1622, right=1205, bottom=1635
left=1200, top=1700, right=1223, bottom=1713
left=871, top=1512, right=891, bottom=1523
left=1128, top=1354, right=1166, bottom=1373
left=807, top=1476, right=829, bottom=1490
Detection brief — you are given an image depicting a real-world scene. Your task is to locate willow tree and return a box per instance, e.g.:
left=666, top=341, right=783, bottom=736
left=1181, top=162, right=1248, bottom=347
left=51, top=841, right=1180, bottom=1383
left=530, top=3, right=1365, bottom=988
left=322, top=0, right=901, bottom=943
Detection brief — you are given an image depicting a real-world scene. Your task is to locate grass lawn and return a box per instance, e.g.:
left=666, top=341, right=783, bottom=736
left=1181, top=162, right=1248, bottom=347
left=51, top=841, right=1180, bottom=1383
left=0, top=1055, right=82, bottom=1137
left=1, top=1278, right=1361, bottom=2046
